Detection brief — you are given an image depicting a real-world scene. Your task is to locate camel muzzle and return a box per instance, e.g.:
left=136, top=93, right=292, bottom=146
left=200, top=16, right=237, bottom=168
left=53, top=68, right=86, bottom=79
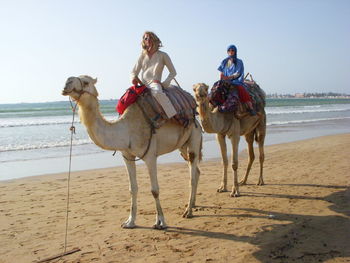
left=62, top=86, right=74, bottom=96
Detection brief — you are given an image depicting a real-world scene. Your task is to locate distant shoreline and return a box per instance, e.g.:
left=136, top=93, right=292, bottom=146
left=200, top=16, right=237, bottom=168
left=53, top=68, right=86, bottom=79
left=1, top=96, right=350, bottom=105
left=266, top=95, right=350, bottom=99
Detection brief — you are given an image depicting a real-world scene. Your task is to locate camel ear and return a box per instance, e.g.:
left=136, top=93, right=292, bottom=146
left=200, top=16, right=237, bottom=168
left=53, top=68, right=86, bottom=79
left=192, top=83, right=199, bottom=91
left=93, top=78, right=97, bottom=84
left=204, top=84, right=209, bottom=92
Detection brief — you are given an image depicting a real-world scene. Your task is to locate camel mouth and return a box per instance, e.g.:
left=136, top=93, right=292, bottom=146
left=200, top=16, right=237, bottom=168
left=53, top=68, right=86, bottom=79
left=61, top=89, right=70, bottom=96
left=195, top=93, right=207, bottom=100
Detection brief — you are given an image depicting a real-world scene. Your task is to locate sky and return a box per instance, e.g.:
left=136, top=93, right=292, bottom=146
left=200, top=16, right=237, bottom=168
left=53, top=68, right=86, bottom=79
left=0, top=0, right=349, bottom=103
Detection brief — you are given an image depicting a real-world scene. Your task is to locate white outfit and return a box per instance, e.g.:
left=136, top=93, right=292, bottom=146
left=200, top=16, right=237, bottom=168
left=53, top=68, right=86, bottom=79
left=131, top=50, right=177, bottom=118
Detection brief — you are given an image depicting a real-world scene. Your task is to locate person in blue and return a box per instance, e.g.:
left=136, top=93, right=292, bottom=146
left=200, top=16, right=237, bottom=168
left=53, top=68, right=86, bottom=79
left=218, top=44, right=255, bottom=115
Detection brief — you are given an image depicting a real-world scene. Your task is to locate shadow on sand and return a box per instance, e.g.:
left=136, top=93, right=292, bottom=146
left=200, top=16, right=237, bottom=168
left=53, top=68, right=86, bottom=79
left=162, top=185, right=350, bottom=262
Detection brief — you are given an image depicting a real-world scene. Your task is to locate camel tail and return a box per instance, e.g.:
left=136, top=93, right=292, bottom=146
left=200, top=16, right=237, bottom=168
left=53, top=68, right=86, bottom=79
left=254, top=113, right=266, bottom=144
left=253, top=128, right=260, bottom=144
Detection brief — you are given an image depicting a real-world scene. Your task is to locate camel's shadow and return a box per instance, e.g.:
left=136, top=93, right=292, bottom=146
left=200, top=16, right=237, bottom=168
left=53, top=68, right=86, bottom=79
left=148, top=186, right=350, bottom=262
left=241, top=183, right=347, bottom=189
left=246, top=187, right=350, bottom=262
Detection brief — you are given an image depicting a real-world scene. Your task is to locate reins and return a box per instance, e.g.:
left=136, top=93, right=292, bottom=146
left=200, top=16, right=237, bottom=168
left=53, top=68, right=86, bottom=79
left=37, top=78, right=107, bottom=262
left=38, top=97, right=81, bottom=263
left=64, top=97, right=78, bottom=254
left=61, top=76, right=87, bottom=257
left=37, top=98, right=81, bottom=263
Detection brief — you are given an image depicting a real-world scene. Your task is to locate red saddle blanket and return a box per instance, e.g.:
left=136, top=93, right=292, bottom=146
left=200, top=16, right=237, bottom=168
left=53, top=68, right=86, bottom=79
left=116, top=85, right=147, bottom=114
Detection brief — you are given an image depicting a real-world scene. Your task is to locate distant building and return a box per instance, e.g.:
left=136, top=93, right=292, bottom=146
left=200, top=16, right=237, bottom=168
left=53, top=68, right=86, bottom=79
left=294, top=93, right=304, bottom=98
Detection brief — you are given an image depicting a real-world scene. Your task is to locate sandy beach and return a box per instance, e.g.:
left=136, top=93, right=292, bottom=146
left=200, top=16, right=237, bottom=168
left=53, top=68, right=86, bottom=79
left=0, top=133, right=349, bottom=263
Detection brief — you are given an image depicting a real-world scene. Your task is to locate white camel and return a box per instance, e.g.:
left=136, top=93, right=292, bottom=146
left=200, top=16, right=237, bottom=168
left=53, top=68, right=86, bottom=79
left=62, top=75, right=202, bottom=229
left=193, top=83, right=266, bottom=197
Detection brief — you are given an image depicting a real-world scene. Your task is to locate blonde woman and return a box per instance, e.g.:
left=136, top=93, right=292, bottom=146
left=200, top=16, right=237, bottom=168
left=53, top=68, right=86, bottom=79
left=131, top=31, right=177, bottom=118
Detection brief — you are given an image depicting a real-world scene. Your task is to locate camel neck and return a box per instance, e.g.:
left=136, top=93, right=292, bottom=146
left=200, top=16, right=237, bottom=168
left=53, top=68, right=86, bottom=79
left=77, top=94, right=129, bottom=151
left=198, top=99, right=229, bottom=134
left=198, top=100, right=217, bottom=133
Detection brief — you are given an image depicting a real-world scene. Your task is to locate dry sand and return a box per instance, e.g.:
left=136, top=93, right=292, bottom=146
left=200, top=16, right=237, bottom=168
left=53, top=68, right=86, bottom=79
left=1, top=134, right=349, bottom=263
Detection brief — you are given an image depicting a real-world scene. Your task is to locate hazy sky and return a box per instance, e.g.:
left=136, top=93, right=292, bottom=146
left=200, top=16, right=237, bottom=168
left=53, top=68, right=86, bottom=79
left=1, top=0, right=349, bottom=103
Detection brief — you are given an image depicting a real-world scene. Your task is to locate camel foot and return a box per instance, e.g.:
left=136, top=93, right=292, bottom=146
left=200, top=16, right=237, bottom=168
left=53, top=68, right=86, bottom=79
left=121, top=220, right=136, bottom=229
left=230, top=190, right=240, bottom=197
left=217, top=186, right=228, bottom=193
left=153, top=222, right=167, bottom=230
left=152, top=217, right=167, bottom=230
left=257, top=178, right=265, bottom=186
left=182, top=209, right=193, bottom=218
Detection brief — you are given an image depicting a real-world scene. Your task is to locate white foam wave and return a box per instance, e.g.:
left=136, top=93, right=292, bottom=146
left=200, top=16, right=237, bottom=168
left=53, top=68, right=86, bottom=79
left=0, top=119, right=74, bottom=128
left=0, top=114, right=118, bottom=128
left=267, top=107, right=350, bottom=115
left=267, top=117, right=350, bottom=126
left=0, top=139, right=92, bottom=152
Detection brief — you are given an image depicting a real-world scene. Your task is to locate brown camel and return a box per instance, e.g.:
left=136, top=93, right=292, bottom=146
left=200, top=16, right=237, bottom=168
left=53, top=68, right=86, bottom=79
left=193, top=83, right=266, bottom=197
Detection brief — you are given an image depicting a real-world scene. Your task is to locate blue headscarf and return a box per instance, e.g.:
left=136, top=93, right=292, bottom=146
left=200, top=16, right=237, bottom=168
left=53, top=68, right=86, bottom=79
left=218, top=44, right=244, bottom=85
left=227, top=44, right=237, bottom=61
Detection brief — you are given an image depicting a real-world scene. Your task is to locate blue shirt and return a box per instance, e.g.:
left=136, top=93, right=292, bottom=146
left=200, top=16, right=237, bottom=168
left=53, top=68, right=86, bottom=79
left=217, top=57, right=244, bottom=86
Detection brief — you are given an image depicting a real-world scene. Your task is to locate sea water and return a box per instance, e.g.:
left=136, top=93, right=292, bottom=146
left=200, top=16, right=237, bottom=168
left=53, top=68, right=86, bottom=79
left=1, top=98, right=349, bottom=181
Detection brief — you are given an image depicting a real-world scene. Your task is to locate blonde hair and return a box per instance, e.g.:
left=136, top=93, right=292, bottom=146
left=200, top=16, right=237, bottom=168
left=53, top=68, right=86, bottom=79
left=141, top=31, right=163, bottom=51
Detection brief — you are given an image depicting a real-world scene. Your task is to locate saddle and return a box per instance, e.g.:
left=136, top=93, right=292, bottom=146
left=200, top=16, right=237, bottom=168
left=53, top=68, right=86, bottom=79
left=136, top=86, right=197, bottom=129
left=244, top=80, right=266, bottom=111
left=208, top=80, right=265, bottom=117
left=208, top=80, right=240, bottom=113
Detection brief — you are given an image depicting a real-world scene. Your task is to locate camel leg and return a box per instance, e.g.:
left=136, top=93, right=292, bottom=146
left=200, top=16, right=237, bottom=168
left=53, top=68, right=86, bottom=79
left=144, top=156, right=167, bottom=229
left=121, top=155, right=138, bottom=229
left=179, top=147, right=198, bottom=208
left=193, top=166, right=201, bottom=207
left=229, top=133, right=240, bottom=197
left=240, top=132, right=255, bottom=185
left=180, top=125, right=202, bottom=218
left=182, top=149, right=201, bottom=218
left=257, top=131, right=266, bottom=186
left=216, top=133, right=229, bottom=192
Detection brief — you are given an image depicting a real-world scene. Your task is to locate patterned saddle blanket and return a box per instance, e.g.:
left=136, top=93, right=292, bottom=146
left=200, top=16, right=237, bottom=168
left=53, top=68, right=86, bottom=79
left=208, top=80, right=265, bottom=114
left=136, top=86, right=197, bottom=129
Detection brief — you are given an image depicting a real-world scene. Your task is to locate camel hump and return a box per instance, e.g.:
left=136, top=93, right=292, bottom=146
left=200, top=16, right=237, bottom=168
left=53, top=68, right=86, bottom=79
left=137, top=86, right=197, bottom=129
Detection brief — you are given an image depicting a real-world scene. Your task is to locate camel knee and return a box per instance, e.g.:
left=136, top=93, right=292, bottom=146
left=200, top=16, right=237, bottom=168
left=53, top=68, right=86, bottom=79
left=231, top=163, right=238, bottom=171
left=151, top=190, right=159, bottom=199
left=188, top=152, right=195, bottom=163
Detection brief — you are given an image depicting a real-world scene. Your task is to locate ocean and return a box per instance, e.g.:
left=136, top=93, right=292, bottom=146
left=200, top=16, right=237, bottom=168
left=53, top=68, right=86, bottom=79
left=1, top=98, right=350, bottom=181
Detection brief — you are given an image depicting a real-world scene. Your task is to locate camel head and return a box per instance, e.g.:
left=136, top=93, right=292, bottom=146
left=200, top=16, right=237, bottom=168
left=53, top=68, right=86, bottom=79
left=192, top=83, right=209, bottom=103
left=62, top=75, right=99, bottom=101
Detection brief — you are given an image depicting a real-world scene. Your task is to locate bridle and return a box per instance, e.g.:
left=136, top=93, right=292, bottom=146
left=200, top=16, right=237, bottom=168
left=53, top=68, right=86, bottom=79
left=67, top=77, right=97, bottom=110
left=73, top=77, right=97, bottom=99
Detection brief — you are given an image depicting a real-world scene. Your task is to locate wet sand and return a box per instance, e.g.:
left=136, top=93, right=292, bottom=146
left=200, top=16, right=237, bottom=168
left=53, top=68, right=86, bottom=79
left=0, top=134, right=349, bottom=262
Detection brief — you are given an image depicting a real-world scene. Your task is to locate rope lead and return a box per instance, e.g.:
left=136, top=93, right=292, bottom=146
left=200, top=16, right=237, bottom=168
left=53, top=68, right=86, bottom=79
left=63, top=98, right=78, bottom=255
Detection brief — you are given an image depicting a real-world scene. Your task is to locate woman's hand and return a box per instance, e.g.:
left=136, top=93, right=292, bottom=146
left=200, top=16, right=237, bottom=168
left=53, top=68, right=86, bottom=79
left=220, top=73, right=230, bottom=81
left=132, top=77, right=144, bottom=86
left=131, top=79, right=138, bottom=86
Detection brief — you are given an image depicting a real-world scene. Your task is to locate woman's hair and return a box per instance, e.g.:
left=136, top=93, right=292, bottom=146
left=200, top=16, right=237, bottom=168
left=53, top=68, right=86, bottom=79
left=142, top=31, right=163, bottom=51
